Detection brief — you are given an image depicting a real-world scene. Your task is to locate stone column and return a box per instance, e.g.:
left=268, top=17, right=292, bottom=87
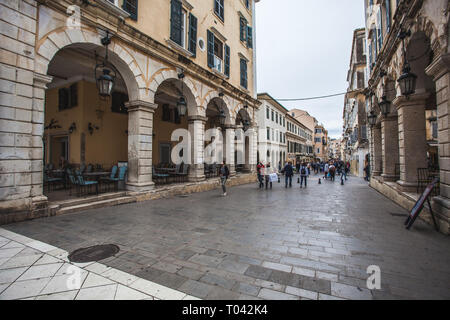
left=125, top=101, right=156, bottom=192
left=425, top=53, right=450, bottom=234
left=31, top=74, right=53, bottom=210
left=394, top=93, right=429, bottom=192
left=188, top=115, right=207, bottom=182
left=248, top=125, right=258, bottom=172
left=381, top=115, right=400, bottom=182
left=371, top=124, right=382, bottom=177
left=224, top=125, right=236, bottom=175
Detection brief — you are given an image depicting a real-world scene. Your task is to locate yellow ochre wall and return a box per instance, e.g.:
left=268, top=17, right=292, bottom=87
left=152, top=103, right=189, bottom=165
left=44, top=81, right=128, bottom=169
left=123, top=0, right=255, bottom=96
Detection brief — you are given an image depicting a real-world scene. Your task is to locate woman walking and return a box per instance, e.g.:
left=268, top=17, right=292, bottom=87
left=219, top=162, right=230, bottom=196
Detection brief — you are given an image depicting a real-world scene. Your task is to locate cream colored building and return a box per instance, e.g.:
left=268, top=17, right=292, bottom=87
left=286, top=113, right=313, bottom=164
left=0, top=0, right=262, bottom=222
left=288, top=109, right=315, bottom=161
left=364, top=0, right=450, bottom=234
left=343, top=28, right=369, bottom=177
left=256, top=93, right=287, bottom=166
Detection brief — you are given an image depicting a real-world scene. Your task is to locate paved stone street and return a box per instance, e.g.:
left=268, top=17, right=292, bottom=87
left=2, top=175, right=450, bottom=300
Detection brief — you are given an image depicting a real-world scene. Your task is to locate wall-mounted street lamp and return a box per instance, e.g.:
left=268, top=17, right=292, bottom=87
left=177, top=71, right=187, bottom=117
left=88, top=123, right=99, bottom=135
left=68, top=122, right=77, bottom=134
left=367, top=111, right=377, bottom=127
left=45, top=119, right=62, bottom=130
left=95, top=31, right=116, bottom=98
left=378, top=95, right=391, bottom=116
left=397, top=30, right=417, bottom=97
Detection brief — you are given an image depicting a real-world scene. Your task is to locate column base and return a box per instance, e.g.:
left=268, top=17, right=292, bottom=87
left=381, top=174, right=398, bottom=182
left=126, top=182, right=155, bottom=192
left=396, top=180, right=418, bottom=193
left=432, top=196, right=450, bottom=235
left=188, top=164, right=206, bottom=182
left=372, top=170, right=382, bottom=177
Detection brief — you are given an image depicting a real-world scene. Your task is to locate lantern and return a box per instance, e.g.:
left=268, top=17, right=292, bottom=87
left=96, top=69, right=115, bottom=97
left=398, top=64, right=417, bottom=97
left=177, top=96, right=187, bottom=117
left=378, top=95, right=391, bottom=116
left=367, top=111, right=377, bottom=127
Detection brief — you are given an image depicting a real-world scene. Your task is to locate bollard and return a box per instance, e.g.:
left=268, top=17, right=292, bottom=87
left=318, top=178, right=321, bottom=184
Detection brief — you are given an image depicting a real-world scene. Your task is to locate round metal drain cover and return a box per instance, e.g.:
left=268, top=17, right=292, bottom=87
left=68, top=244, right=120, bottom=263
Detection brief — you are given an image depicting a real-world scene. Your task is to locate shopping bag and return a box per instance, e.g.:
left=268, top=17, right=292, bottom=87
left=269, top=173, right=278, bottom=183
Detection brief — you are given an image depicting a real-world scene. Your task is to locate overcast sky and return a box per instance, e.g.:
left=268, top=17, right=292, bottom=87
left=255, top=0, right=365, bottom=139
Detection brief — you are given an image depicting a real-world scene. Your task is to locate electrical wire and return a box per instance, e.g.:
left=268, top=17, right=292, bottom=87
left=259, top=92, right=348, bottom=102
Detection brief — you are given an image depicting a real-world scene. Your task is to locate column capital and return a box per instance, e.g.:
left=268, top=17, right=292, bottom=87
left=425, top=53, right=450, bottom=81
left=33, top=73, right=53, bottom=89
left=126, top=101, right=157, bottom=112
left=393, top=92, right=431, bottom=109
left=224, top=125, right=237, bottom=130
left=188, top=115, right=208, bottom=123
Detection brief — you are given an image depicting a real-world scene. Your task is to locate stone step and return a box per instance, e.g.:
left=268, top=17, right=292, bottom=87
left=56, top=196, right=136, bottom=216
left=54, top=192, right=128, bottom=209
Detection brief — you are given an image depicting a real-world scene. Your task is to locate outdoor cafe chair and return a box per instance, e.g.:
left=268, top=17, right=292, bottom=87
left=76, top=173, right=98, bottom=196
left=43, top=172, right=63, bottom=192
left=100, top=165, right=118, bottom=192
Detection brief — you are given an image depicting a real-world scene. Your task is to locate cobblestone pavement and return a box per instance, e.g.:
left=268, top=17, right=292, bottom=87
left=3, top=175, right=450, bottom=300
left=0, top=228, right=199, bottom=300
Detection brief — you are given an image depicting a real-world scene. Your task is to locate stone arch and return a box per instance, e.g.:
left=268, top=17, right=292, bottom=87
left=35, top=27, right=141, bottom=101
left=234, top=105, right=252, bottom=123
left=206, top=97, right=232, bottom=126
left=154, top=77, right=199, bottom=117
left=148, top=70, right=201, bottom=109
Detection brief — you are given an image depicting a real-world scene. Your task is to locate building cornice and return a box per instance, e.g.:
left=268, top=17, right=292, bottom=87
left=39, top=0, right=261, bottom=108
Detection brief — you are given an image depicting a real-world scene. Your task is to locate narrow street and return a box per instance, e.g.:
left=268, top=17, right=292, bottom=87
left=2, top=175, right=450, bottom=300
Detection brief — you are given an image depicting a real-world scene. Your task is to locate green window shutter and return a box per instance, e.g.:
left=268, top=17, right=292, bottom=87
left=207, top=30, right=214, bottom=68
left=123, top=0, right=138, bottom=21
left=247, top=26, right=253, bottom=48
left=69, top=83, right=78, bottom=108
left=58, top=88, right=69, bottom=111
left=170, top=0, right=183, bottom=45
left=224, top=44, right=230, bottom=78
left=240, top=17, right=247, bottom=42
left=188, top=13, right=197, bottom=56
left=240, top=59, right=247, bottom=89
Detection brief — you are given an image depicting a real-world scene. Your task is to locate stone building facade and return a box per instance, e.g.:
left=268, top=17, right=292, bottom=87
left=0, top=0, right=261, bottom=221
left=286, top=113, right=313, bottom=164
left=288, top=109, right=316, bottom=162
left=256, top=93, right=287, bottom=166
left=364, top=0, right=450, bottom=234
left=343, top=28, right=369, bottom=177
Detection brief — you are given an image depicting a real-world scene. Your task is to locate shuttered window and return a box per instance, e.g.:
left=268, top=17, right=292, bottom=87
left=58, top=88, right=69, bottom=111
left=123, top=0, right=138, bottom=21
left=385, top=0, right=391, bottom=31
left=247, top=26, right=253, bottom=48
left=188, top=13, right=197, bottom=56
left=214, top=0, right=224, bottom=21
left=69, top=83, right=78, bottom=108
left=240, top=17, right=247, bottom=42
left=207, top=30, right=215, bottom=68
left=224, top=44, right=230, bottom=78
left=170, top=0, right=183, bottom=46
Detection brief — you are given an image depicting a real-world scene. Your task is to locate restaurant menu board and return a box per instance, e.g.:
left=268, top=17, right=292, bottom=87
left=405, top=177, right=439, bottom=230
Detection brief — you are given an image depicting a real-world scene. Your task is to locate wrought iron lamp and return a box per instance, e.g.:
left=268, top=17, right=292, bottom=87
left=177, top=72, right=187, bottom=117
left=68, top=122, right=77, bottom=134
left=95, top=31, right=116, bottom=97
left=378, top=95, right=391, bottom=116
left=367, top=111, right=377, bottom=127
left=397, top=30, right=417, bottom=97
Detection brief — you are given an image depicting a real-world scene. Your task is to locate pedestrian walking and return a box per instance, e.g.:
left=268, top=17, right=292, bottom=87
left=324, top=162, right=329, bottom=180
left=300, top=163, right=309, bottom=188
left=329, top=163, right=336, bottom=181
left=265, top=163, right=278, bottom=190
left=219, top=162, right=230, bottom=196
left=257, top=161, right=265, bottom=189
left=282, top=162, right=294, bottom=188
left=296, top=162, right=301, bottom=175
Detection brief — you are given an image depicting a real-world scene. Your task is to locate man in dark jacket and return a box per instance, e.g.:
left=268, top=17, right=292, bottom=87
left=219, top=162, right=230, bottom=196
left=283, top=162, right=294, bottom=188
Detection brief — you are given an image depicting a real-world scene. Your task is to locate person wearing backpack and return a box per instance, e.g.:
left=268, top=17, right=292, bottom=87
left=282, top=161, right=294, bottom=188
left=300, top=163, right=308, bottom=188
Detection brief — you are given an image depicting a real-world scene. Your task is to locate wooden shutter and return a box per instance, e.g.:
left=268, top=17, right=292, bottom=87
left=123, top=0, right=138, bottom=21
left=207, top=30, right=214, bottom=68
left=69, top=83, right=78, bottom=108
left=224, top=44, right=230, bottom=78
left=386, top=0, right=391, bottom=31
left=170, top=0, right=183, bottom=45
left=58, top=88, right=69, bottom=111
left=240, top=59, right=247, bottom=89
left=247, top=26, right=253, bottom=48
left=240, top=18, right=247, bottom=42
left=188, top=13, right=197, bottom=56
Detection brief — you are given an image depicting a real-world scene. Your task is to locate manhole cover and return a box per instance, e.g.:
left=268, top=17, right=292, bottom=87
left=68, top=244, right=120, bottom=263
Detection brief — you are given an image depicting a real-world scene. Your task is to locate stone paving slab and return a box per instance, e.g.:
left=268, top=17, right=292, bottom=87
left=0, top=229, right=200, bottom=300
left=2, top=176, right=450, bottom=300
